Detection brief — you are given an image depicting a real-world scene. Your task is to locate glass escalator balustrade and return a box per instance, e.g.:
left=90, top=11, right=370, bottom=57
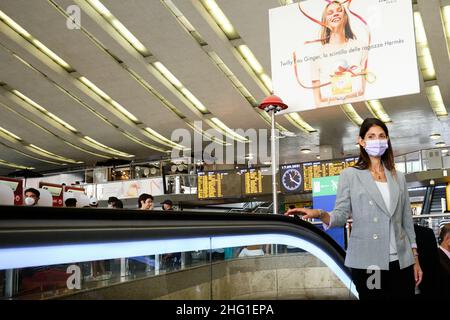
left=0, top=234, right=357, bottom=300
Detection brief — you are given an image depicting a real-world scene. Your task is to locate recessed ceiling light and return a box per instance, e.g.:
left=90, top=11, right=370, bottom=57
left=436, top=142, right=446, bottom=148
left=301, top=148, right=311, bottom=154
left=430, top=133, right=441, bottom=140
left=441, top=149, right=448, bottom=154
left=316, top=155, right=321, bottom=160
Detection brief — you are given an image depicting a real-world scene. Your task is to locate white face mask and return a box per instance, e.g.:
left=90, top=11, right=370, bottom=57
left=107, top=204, right=113, bottom=208
left=24, top=197, right=36, bottom=206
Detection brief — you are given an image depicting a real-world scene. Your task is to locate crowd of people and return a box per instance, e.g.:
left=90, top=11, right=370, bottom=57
left=22, top=188, right=173, bottom=211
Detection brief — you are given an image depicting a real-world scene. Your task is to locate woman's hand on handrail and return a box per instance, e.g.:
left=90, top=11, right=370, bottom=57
left=284, top=207, right=320, bottom=220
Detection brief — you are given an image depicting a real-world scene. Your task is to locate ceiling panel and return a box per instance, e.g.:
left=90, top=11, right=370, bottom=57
left=0, top=0, right=449, bottom=172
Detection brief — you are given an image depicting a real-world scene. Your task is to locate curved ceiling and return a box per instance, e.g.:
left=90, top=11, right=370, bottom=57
left=0, top=0, right=449, bottom=176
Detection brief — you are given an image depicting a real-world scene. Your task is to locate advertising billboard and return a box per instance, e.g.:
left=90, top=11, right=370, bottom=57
left=269, top=0, right=419, bottom=112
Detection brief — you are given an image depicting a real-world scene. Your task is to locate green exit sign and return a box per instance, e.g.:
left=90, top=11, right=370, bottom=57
left=312, top=176, right=340, bottom=197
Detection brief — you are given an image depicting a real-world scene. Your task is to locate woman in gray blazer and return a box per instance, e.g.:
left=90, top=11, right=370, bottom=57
left=286, top=118, right=423, bottom=299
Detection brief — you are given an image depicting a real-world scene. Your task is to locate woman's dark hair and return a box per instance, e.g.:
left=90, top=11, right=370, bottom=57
left=138, top=193, right=153, bottom=208
left=108, top=196, right=119, bottom=204
left=320, top=1, right=356, bottom=45
left=115, top=199, right=124, bottom=208
left=109, top=198, right=123, bottom=208
left=65, top=198, right=77, bottom=207
left=354, top=118, right=396, bottom=173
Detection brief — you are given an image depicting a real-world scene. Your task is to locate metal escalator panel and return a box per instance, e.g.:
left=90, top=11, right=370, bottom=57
left=430, top=185, right=446, bottom=213
left=0, top=206, right=357, bottom=300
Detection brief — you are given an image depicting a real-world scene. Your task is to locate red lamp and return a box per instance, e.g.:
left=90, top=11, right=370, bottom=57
left=258, top=95, right=288, bottom=113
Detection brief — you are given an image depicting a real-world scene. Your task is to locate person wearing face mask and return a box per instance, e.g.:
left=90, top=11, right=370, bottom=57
left=285, top=118, right=422, bottom=300
left=24, top=188, right=40, bottom=206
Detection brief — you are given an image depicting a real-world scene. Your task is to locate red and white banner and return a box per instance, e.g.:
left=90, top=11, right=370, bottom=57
left=0, top=177, right=23, bottom=205
left=39, top=182, right=64, bottom=207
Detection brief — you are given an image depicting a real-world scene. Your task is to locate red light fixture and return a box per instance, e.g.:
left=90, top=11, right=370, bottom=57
left=258, top=95, right=288, bottom=113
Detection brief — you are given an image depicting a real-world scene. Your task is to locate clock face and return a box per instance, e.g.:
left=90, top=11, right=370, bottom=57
left=281, top=168, right=302, bottom=192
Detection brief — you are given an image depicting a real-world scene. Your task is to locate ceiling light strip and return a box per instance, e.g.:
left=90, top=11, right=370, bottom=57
left=77, top=0, right=253, bottom=142
left=340, top=104, right=364, bottom=126
left=441, top=5, right=450, bottom=59
left=206, top=118, right=249, bottom=143
left=197, top=0, right=272, bottom=94
left=120, top=132, right=168, bottom=153
left=0, top=141, right=63, bottom=165
left=5, top=87, right=134, bottom=157
left=0, top=10, right=74, bottom=72
left=0, top=126, right=22, bottom=142
left=1, top=9, right=175, bottom=151
left=82, top=136, right=134, bottom=158
left=197, top=0, right=317, bottom=132
left=1, top=43, right=168, bottom=153
left=65, top=0, right=207, bottom=118
left=49, top=0, right=226, bottom=149
left=425, top=85, right=448, bottom=118
left=124, top=67, right=186, bottom=119
left=85, top=0, right=150, bottom=56
left=26, top=144, right=83, bottom=164
left=77, top=76, right=140, bottom=124
left=0, top=100, right=110, bottom=159
left=199, top=0, right=239, bottom=40
left=0, top=125, right=80, bottom=164
left=365, top=100, right=392, bottom=123
left=0, top=159, right=34, bottom=170
left=186, top=122, right=230, bottom=146
left=11, top=89, right=78, bottom=133
left=163, top=0, right=290, bottom=132
left=48, top=0, right=220, bottom=147
left=151, top=61, right=209, bottom=114
left=285, top=113, right=316, bottom=133
left=413, top=11, right=436, bottom=81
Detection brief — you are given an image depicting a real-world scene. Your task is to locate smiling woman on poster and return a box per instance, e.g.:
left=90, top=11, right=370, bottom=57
left=294, top=1, right=370, bottom=108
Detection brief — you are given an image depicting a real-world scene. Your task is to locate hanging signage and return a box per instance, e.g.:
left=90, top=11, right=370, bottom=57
left=65, top=186, right=85, bottom=194
left=39, top=182, right=64, bottom=207
left=0, top=177, right=23, bottom=205
left=269, top=0, right=419, bottom=112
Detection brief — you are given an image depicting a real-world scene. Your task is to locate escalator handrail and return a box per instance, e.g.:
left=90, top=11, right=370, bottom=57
left=0, top=205, right=348, bottom=276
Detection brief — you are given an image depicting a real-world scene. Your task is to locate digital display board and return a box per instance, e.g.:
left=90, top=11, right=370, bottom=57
left=281, top=157, right=357, bottom=194
left=240, top=168, right=272, bottom=195
left=197, top=171, right=241, bottom=199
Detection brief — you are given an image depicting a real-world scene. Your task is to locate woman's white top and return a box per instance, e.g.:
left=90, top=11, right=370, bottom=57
left=375, top=181, right=398, bottom=262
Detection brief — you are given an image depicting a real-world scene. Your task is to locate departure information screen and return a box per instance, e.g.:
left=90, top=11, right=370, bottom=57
left=283, top=157, right=357, bottom=193
left=197, top=171, right=241, bottom=199
left=240, top=168, right=272, bottom=195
